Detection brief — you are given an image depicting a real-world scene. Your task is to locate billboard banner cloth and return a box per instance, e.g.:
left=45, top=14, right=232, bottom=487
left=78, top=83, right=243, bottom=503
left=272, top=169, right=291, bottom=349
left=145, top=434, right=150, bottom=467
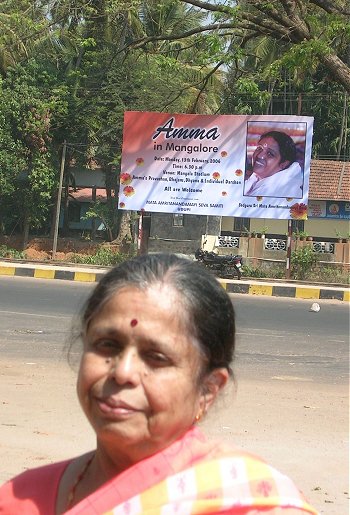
left=119, top=112, right=314, bottom=220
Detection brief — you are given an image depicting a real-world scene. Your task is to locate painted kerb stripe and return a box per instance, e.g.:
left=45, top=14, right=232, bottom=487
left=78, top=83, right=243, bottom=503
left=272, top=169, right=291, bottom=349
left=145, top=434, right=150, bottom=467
left=295, top=287, right=320, bottom=299
left=249, top=284, right=273, bottom=296
left=2, top=266, right=348, bottom=301
left=0, top=266, right=15, bottom=276
left=319, top=289, right=344, bottom=301
left=272, top=286, right=296, bottom=298
left=74, top=272, right=97, bottom=282
left=34, top=269, right=55, bottom=279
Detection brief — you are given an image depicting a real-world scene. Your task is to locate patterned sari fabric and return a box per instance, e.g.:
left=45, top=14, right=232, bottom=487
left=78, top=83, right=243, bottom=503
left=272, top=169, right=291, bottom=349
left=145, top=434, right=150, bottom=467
left=67, top=427, right=318, bottom=515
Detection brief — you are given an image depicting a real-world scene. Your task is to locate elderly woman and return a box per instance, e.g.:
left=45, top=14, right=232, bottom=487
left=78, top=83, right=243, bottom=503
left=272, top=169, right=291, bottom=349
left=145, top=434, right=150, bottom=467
left=0, top=254, right=317, bottom=514
left=244, top=131, right=303, bottom=198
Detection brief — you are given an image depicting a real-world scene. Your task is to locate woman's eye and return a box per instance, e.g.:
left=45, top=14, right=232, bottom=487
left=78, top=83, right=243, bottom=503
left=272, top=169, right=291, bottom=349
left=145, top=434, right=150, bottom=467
left=145, top=351, right=170, bottom=366
left=94, top=340, right=120, bottom=354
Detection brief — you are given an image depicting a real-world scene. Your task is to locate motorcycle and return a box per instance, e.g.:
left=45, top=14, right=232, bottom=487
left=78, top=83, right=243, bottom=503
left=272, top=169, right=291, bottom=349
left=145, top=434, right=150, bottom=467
left=195, top=248, right=243, bottom=279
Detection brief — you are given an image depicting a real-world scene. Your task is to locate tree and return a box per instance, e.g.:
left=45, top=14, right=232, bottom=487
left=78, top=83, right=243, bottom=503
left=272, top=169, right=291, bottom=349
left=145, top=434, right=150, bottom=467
left=125, top=0, right=350, bottom=92
left=0, top=59, right=69, bottom=242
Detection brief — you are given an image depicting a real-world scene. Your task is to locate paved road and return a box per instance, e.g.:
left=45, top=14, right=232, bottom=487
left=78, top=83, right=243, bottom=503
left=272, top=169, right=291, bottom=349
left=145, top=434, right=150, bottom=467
left=0, top=276, right=348, bottom=514
left=0, top=276, right=348, bottom=383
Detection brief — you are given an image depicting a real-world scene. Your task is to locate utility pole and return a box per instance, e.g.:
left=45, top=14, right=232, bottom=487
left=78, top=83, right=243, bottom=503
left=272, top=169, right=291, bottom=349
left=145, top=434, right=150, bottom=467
left=52, top=141, right=67, bottom=260
left=285, top=219, right=292, bottom=279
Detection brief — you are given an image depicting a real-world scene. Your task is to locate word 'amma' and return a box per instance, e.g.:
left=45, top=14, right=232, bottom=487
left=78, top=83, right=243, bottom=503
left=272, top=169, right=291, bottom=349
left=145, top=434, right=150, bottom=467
left=152, top=117, right=220, bottom=141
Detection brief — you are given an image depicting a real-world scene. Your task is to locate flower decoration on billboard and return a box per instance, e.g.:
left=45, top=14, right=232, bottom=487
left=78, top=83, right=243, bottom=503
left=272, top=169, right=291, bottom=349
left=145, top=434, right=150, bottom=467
left=290, top=203, right=308, bottom=220
left=123, top=186, right=135, bottom=197
left=120, top=172, right=132, bottom=185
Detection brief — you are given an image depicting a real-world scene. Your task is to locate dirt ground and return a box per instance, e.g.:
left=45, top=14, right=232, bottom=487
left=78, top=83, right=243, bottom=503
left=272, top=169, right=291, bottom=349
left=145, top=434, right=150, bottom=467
left=0, top=236, right=110, bottom=262
left=0, top=358, right=348, bottom=514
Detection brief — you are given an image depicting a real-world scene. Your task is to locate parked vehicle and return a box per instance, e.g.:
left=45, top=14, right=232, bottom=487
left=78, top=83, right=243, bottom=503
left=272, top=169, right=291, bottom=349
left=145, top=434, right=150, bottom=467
left=194, top=249, right=243, bottom=279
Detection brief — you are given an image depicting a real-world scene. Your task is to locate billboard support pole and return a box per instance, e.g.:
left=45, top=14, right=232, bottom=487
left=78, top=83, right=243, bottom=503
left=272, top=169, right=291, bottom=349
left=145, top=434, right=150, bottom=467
left=285, top=219, right=292, bottom=279
left=137, top=211, right=144, bottom=255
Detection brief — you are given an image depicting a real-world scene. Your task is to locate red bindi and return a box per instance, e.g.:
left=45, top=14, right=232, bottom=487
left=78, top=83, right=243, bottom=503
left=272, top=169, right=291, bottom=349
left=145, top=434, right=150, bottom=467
left=130, top=319, right=138, bottom=327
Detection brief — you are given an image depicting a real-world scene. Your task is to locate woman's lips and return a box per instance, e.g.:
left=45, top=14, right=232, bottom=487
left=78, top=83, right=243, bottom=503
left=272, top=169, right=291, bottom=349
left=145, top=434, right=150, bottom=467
left=96, top=398, right=141, bottom=417
left=254, top=158, right=265, bottom=167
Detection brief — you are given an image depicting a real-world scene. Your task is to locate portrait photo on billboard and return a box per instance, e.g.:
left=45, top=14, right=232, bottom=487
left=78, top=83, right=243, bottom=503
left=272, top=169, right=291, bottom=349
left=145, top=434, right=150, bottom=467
left=243, top=121, right=307, bottom=199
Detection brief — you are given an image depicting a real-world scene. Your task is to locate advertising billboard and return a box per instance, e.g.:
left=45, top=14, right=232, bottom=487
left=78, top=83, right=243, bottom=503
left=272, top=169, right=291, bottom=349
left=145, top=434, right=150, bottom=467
left=119, top=112, right=314, bottom=220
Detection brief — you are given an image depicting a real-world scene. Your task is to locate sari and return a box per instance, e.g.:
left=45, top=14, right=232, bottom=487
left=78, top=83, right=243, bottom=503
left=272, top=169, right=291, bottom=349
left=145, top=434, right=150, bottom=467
left=66, top=426, right=317, bottom=515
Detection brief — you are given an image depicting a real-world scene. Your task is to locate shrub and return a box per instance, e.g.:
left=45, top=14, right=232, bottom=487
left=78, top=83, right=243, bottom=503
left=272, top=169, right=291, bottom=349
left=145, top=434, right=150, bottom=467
left=69, top=247, right=130, bottom=267
left=291, top=246, right=318, bottom=280
left=241, top=265, right=269, bottom=278
left=0, top=245, right=25, bottom=259
left=310, top=266, right=350, bottom=285
left=242, top=264, right=284, bottom=279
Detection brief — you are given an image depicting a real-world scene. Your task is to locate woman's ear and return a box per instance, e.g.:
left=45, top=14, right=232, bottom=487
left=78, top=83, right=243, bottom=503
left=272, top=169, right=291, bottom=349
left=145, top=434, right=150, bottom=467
left=199, top=368, right=229, bottom=414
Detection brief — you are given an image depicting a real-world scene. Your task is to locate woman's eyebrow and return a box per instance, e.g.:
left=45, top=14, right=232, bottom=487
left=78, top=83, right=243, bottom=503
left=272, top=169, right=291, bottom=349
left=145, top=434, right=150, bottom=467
left=88, top=326, right=122, bottom=338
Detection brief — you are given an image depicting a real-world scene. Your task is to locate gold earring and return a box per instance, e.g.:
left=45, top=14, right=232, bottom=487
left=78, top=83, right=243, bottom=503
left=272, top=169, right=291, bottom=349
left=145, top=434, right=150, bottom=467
left=195, top=413, right=201, bottom=422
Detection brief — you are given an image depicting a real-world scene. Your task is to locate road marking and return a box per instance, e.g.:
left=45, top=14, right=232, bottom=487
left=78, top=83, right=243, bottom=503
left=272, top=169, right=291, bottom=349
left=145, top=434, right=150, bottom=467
left=237, top=332, right=285, bottom=338
left=271, top=376, right=313, bottom=382
left=0, top=310, right=71, bottom=319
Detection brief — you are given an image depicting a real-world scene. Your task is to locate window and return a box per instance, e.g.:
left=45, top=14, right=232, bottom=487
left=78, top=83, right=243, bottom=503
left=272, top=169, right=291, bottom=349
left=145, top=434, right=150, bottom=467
left=172, top=214, right=184, bottom=227
left=233, top=217, right=250, bottom=233
left=291, top=220, right=304, bottom=233
left=68, top=203, right=81, bottom=223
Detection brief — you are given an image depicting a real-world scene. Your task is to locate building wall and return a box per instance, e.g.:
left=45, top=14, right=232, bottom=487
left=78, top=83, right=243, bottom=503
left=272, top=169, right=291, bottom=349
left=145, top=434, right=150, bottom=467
left=303, top=219, right=349, bottom=239
left=148, top=213, right=221, bottom=254
left=221, top=216, right=349, bottom=239
left=72, top=168, right=106, bottom=187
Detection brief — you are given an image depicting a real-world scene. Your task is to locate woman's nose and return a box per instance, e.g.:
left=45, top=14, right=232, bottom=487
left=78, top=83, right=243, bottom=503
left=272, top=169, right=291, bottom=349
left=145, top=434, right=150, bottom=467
left=110, top=349, right=141, bottom=385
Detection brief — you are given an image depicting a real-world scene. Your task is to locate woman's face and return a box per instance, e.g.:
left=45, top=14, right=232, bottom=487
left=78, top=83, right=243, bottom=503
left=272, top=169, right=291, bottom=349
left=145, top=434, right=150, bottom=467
left=77, top=284, right=216, bottom=464
left=252, top=136, right=290, bottom=179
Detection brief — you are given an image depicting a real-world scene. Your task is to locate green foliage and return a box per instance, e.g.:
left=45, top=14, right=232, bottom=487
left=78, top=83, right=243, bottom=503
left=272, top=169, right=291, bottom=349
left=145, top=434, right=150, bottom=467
left=293, top=230, right=308, bottom=240
left=0, top=0, right=349, bottom=242
left=0, top=245, right=25, bottom=259
left=314, top=266, right=350, bottom=285
left=291, top=246, right=318, bottom=280
left=241, top=264, right=284, bottom=279
left=70, top=247, right=130, bottom=266
left=83, top=200, right=120, bottom=242
left=269, top=39, right=332, bottom=80
left=241, top=264, right=267, bottom=278
left=0, top=58, right=70, bottom=233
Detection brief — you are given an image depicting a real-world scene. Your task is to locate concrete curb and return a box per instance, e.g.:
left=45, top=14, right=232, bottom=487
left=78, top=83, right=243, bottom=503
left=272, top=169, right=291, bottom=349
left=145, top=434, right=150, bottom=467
left=219, top=280, right=350, bottom=302
left=0, top=262, right=349, bottom=302
left=0, top=264, right=106, bottom=283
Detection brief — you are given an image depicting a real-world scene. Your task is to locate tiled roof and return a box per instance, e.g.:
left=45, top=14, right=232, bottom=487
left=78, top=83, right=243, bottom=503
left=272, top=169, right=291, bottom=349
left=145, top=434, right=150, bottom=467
left=309, top=160, right=350, bottom=201
left=69, top=188, right=107, bottom=203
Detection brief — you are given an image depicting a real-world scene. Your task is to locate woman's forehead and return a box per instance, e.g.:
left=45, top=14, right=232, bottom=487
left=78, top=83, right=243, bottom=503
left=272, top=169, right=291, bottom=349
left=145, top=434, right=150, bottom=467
left=258, top=136, right=279, bottom=149
left=102, top=284, right=186, bottom=318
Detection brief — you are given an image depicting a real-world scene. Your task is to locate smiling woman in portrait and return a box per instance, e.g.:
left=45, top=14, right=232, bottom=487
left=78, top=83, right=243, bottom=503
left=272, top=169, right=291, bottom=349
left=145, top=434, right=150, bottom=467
left=244, top=130, right=304, bottom=198
left=0, top=254, right=317, bottom=514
